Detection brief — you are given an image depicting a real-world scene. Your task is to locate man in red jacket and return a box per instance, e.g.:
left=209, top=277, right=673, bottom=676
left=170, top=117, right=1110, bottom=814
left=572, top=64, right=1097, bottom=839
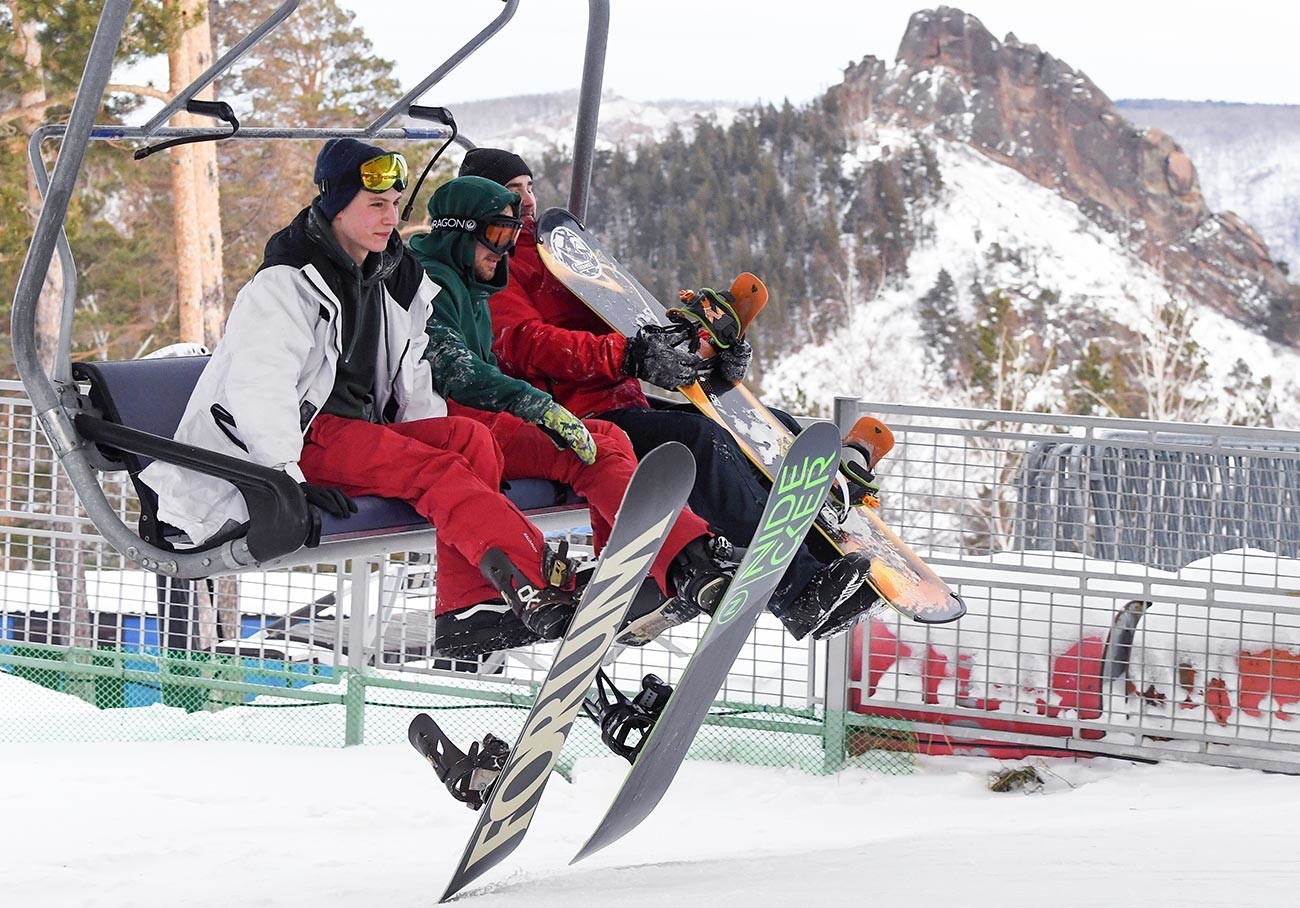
left=465, top=148, right=882, bottom=640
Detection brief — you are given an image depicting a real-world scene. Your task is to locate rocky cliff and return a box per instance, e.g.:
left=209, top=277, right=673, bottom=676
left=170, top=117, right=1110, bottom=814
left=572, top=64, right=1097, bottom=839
left=825, top=6, right=1295, bottom=341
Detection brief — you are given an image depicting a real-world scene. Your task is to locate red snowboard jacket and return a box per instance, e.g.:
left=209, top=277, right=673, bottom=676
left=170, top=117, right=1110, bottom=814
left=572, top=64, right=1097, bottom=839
left=489, top=225, right=650, bottom=418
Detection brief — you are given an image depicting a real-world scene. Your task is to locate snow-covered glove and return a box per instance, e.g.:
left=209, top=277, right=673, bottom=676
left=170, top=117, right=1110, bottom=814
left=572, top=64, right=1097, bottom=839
left=535, top=402, right=597, bottom=465
left=712, top=338, right=752, bottom=383
left=622, top=325, right=702, bottom=389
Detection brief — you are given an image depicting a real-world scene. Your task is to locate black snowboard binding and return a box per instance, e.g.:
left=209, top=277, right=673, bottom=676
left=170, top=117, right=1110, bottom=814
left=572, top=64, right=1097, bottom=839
left=408, top=714, right=510, bottom=810
left=582, top=670, right=673, bottom=763
left=479, top=542, right=577, bottom=640
left=667, top=287, right=743, bottom=352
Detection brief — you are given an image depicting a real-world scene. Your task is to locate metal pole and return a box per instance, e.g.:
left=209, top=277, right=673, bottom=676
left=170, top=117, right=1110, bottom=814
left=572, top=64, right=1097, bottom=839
left=568, top=0, right=610, bottom=220
left=25, top=129, right=79, bottom=385
left=141, top=0, right=301, bottom=135
left=11, top=0, right=130, bottom=418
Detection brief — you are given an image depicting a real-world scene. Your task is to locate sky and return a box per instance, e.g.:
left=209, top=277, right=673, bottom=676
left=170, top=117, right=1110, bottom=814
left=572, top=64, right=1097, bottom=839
left=336, top=1, right=1300, bottom=107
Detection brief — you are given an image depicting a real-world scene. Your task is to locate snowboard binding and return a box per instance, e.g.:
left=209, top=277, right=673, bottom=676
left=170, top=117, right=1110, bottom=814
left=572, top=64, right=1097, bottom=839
left=582, top=670, right=674, bottom=763
left=408, top=714, right=510, bottom=810
left=668, top=287, right=743, bottom=353
left=829, top=417, right=896, bottom=519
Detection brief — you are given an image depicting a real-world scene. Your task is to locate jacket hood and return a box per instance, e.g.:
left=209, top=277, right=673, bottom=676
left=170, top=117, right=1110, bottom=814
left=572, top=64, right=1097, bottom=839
left=261, top=204, right=405, bottom=285
left=260, top=205, right=423, bottom=314
left=407, top=176, right=520, bottom=291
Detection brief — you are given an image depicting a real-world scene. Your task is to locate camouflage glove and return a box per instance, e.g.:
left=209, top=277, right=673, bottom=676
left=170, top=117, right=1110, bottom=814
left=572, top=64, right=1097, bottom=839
left=535, top=402, right=597, bottom=465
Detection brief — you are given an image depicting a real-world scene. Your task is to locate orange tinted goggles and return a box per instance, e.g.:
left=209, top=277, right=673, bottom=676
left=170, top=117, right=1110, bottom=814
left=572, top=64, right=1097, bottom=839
left=478, top=216, right=523, bottom=254
left=359, top=153, right=408, bottom=192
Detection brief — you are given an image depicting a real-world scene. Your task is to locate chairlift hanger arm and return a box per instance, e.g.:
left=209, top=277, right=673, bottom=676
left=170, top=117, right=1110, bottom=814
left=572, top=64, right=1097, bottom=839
left=139, top=0, right=300, bottom=137
left=365, top=0, right=520, bottom=135
left=570, top=0, right=610, bottom=221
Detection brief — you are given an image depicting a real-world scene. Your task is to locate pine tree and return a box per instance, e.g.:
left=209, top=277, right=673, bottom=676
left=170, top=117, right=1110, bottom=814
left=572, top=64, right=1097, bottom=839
left=917, top=269, right=959, bottom=374
left=210, top=0, right=401, bottom=288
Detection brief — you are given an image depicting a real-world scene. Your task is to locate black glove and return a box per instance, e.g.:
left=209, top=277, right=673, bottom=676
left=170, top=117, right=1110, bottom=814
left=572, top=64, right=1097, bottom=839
left=300, top=482, right=358, bottom=519
left=712, top=338, right=752, bottom=383
left=622, top=325, right=702, bottom=389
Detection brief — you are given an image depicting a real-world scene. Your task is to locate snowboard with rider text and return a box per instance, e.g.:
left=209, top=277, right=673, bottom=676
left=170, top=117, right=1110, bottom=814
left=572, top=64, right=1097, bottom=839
left=416, top=442, right=696, bottom=902
left=537, top=207, right=965, bottom=624
left=573, top=421, right=842, bottom=862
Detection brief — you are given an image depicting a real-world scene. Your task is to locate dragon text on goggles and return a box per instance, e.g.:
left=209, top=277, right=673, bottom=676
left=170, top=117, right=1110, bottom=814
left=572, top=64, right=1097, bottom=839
left=430, top=214, right=523, bottom=254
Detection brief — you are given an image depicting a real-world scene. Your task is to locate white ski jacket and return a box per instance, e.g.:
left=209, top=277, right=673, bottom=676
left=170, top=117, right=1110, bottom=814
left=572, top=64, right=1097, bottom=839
left=140, top=214, right=445, bottom=545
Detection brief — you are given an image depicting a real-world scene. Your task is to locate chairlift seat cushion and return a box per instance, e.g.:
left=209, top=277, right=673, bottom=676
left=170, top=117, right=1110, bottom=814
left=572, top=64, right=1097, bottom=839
left=72, top=356, right=583, bottom=544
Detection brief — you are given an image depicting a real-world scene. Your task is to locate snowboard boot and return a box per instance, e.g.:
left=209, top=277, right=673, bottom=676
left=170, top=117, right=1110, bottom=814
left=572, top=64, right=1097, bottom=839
left=479, top=542, right=579, bottom=641
left=670, top=534, right=735, bottom=614
left=616, top=535, right=734, bottom=647
left=776, top=550, right=877, bottom=641
left=809, top=581, right=886, bottom=640
left=434, top=599, right=541, bottom=661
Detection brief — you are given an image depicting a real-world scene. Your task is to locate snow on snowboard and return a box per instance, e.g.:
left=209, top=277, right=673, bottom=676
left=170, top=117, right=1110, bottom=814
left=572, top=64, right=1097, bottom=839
left=536, top=206, right=965, bottom=624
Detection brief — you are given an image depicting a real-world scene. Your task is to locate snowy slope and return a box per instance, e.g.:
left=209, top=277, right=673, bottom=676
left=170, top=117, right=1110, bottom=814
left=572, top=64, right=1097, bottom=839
left=2, top=722, right=1298, bottom=908
left=762, top=128, right=1300, bottom=421
left=446, top=91, right=742, bottom=163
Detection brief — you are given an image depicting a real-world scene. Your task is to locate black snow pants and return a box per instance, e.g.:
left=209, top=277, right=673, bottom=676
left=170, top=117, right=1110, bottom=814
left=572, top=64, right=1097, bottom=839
left=598, top=403, right=835, bottom=618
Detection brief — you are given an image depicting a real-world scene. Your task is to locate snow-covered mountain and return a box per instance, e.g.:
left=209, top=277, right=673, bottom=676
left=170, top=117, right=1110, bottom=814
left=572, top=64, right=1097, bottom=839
left=449, top=91, right=742, bottom=163
left=454, top=9, right=1300, bottom=427
left=761, top=126, right=1300, bottom=421
left=1119, top=100, right=1300, bottom=275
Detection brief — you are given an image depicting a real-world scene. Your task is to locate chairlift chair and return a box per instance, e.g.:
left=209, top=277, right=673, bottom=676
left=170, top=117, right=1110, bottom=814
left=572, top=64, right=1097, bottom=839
left=10, top=0, right=611, bottom=587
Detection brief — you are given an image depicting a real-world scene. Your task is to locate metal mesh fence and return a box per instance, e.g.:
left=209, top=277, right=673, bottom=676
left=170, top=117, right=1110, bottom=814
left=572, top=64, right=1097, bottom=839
left=0, top=381, right=910, bottom=775
left=839, top=399, right=1300, bottom=772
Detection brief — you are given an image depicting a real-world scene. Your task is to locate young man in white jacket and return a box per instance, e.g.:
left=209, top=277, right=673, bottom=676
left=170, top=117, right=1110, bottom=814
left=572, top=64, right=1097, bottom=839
left=142, top=138, right=580, bottom=659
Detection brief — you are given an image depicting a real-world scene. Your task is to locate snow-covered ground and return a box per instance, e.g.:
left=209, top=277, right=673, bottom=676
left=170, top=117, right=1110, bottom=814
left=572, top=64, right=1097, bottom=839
left=3, top=734, right=1299, bottom=907
left=764, top=127, right=1300, bottom=419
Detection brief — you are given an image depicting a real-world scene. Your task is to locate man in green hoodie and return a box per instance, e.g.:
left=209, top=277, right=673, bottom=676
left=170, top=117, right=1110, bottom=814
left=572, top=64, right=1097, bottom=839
left=409, top=176, right=735, bottom=648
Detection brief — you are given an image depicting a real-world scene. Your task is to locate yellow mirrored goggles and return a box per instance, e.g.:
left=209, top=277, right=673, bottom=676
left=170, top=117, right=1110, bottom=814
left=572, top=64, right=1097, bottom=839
left=359, top=152, right=409, bottom=192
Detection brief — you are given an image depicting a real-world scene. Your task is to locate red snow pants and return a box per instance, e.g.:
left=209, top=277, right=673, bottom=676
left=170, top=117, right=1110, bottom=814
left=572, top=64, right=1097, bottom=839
left=452, top=404, right=711, bottom=595
left=298, top=413, right=549, bottom=615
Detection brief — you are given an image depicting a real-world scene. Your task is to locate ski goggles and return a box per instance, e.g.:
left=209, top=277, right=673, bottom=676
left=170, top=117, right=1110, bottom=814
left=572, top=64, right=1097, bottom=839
left=429, top=213, right=523, bottom=255
left=477, top=215, right=523, bottom=255
left=358, top=152, right=409, bottom=192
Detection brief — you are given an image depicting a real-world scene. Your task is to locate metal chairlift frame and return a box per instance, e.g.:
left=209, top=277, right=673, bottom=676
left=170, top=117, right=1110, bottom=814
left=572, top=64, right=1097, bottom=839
left=10, top=0, right=611, bottom=580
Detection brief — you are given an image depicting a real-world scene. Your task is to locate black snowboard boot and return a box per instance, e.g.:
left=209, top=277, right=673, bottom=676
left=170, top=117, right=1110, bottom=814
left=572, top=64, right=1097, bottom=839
left=616, top=535, right=734, bottom=647
left=669, top=534, right=735, bottom=615
left=776, top=550, right=878, bottom=640
left=479, top=542, right=578, bottom=640
left=434, top=599, right=540, bottom=660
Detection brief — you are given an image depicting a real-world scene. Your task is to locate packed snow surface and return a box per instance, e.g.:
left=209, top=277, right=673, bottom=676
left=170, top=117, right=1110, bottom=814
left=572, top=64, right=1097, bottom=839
left=2, top=694, right=1299, bottom=907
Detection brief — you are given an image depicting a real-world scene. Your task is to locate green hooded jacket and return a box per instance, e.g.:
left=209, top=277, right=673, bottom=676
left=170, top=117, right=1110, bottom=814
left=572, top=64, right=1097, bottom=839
left=407, top=176, right=552, bottom=422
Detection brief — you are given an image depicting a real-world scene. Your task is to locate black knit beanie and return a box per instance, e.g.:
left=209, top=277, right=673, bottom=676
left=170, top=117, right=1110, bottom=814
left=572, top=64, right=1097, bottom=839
left=458, top=147, right=532, bottom=187
left=313, top=137, right=391, bottom=221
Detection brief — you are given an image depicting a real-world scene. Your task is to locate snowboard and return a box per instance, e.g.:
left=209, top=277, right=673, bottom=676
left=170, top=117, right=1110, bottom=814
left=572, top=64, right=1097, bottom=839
left=420, top=442, right=696, bottom=902
left=536, top=207, right=965, bottom=624
left=573, top=420, right=843, bottom=863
